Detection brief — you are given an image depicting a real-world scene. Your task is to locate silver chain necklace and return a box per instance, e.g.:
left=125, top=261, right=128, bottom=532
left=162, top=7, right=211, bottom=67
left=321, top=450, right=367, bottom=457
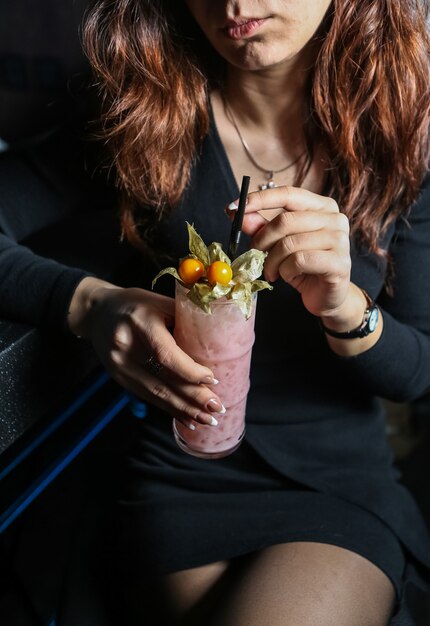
left=223, top=99, right=304, bottom=190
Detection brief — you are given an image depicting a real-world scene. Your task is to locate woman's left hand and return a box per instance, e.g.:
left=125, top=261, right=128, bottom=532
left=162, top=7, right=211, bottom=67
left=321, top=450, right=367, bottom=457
left=230, top=186, right=352, bottom=319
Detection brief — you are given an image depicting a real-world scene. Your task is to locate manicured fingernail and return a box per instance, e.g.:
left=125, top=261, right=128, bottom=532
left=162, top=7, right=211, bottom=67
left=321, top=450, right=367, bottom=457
left=187, top=422, right=196, bottom=431
left=199, top=376, right=219, bottom=385
left=229, top=196, right=249, bottom=210
left=115, top=328, right=129, bottom=346
left=196, top=413, right=218, bottom=426
left=206, top=398, right=226, bottom=414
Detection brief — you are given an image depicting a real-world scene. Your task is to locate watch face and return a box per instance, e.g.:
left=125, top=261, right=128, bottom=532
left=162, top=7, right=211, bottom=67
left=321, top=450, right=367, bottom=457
left=368, top=307, right=379, bottom=332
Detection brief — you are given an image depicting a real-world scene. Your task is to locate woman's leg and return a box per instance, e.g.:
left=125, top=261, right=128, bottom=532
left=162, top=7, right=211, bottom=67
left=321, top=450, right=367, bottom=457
left=126, top=541, right=396, bottom=626
left=165, top=560, right=230, bottom=616
left=208, top=542, right=396, bottom=626
left=124, top=560, right=231, bottom=626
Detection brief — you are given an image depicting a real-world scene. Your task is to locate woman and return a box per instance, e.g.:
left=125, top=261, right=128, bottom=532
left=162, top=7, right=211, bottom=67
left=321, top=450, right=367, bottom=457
left=39, top=0, right=430, bottom=624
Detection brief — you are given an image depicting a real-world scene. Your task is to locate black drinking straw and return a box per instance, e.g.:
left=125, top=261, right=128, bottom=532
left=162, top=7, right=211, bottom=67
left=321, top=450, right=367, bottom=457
left=228, top=175, right=250, bottom=259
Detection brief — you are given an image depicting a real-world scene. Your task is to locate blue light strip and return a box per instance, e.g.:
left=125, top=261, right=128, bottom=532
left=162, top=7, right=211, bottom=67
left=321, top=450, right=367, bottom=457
left=0, top=392, right=129, bottom=535
left=0, top=370, right=110, bottom=481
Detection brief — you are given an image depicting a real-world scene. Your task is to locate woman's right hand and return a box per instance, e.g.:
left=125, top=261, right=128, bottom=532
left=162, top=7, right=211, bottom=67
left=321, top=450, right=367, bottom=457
left=67, top=277, right=225, bottom=430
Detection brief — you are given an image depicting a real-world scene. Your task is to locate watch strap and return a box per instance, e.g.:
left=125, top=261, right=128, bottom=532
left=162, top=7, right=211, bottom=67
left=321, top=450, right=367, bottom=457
left=319, top=290, right=379, bottom=339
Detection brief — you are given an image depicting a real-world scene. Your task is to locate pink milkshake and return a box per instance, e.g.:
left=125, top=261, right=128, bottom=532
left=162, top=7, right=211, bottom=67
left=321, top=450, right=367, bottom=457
left=151, top=222, right=272, bottom=458
left=173, top=282, right=257, bottom=459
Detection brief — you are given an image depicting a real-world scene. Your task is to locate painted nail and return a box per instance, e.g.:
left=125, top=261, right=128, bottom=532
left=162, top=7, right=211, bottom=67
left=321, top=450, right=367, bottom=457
left=195, top=413, right=219, bottom=426
left=187, top=422, right=196, bottom=431
left=115, top=327, right=130, bottom=346
left=199, top=375, right=219, bottom=385
left=228, top=201, right=239, bottom=211
left=206, top=398, right=226, bottom=414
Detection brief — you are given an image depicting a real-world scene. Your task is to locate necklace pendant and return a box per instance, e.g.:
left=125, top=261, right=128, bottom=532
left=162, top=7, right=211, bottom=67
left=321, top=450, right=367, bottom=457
left=259, top=172, right=277, bottom=191
left=259, top=181, right=277, bottom=191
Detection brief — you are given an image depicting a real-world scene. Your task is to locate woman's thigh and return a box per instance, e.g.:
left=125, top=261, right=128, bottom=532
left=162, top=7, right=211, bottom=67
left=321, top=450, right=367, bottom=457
left=165, top=560, right=230, bottom=615
left=125, top=542, right=396, bottom=626
left=208, top=541, right=396, bottom=626
left=125, top=560, right=231, bottom=626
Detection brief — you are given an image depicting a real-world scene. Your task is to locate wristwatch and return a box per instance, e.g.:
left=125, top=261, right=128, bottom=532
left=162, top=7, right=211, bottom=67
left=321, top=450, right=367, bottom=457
left=320, top=290, right=379, bottom=339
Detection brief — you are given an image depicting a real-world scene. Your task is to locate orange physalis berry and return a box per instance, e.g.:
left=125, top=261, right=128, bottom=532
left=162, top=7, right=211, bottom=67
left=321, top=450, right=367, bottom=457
left=207, top=261, right=233, bottom=286
left=178, top=257, right=205, bottom=285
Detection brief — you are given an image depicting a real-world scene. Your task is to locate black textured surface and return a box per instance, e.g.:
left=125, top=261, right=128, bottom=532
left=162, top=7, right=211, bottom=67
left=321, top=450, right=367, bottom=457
left=0, top=321, right=98, bottom=455
left=0, top=197, right=142, bottom=455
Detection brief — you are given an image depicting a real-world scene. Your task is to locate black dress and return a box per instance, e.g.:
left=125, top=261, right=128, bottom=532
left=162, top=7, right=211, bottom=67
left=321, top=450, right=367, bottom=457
left=1, top=117, right=430, bottom=623
left=116, top=118, right=430, bottom=624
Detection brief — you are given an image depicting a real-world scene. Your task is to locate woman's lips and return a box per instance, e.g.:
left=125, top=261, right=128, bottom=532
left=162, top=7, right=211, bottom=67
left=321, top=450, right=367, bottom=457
left=222, top=18, right=267, bottom=40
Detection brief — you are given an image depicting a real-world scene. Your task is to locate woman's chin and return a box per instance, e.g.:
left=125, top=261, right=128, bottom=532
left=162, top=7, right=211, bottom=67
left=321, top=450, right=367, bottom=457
left=219, top=37, right=306, bottom=74
left=226, top=48, right=301, bottom=73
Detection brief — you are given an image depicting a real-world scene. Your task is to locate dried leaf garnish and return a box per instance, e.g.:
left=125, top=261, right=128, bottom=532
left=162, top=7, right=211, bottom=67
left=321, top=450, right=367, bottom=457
left=208, top=242, right=231, bottom=265
left=152, top=223, right=273, bottom=317
left=187, top=282, right=231, bottom=314
left=251, top=279, right=273, bottom=293
left=152, top=267, right=183, bottom=290
left=231, top=249, right=267, bottom=282
left=187, top=222, right=210, bottom=267
left=229, top=282, right=253, bottom=319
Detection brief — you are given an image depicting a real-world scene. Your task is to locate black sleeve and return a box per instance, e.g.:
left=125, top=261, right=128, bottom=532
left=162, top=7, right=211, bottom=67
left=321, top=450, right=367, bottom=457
left=0, top=233, right=91, bottom=332
left=338, top=175, right=430, bottom=402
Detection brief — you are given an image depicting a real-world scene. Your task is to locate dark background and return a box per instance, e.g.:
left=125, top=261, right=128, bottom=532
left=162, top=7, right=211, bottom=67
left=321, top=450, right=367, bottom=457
left=0, top=0, right=89, bottom=143
left=0, top=2, right=135, bottom=625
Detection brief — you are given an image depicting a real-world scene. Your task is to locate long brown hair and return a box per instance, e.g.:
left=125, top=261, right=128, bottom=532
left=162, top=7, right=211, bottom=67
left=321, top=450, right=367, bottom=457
left=83, top=0, right=430, bottom=258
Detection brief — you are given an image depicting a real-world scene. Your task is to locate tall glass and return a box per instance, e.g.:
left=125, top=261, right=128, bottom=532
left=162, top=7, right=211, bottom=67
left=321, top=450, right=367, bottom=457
left=173, top=282, right=257, bottom=459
